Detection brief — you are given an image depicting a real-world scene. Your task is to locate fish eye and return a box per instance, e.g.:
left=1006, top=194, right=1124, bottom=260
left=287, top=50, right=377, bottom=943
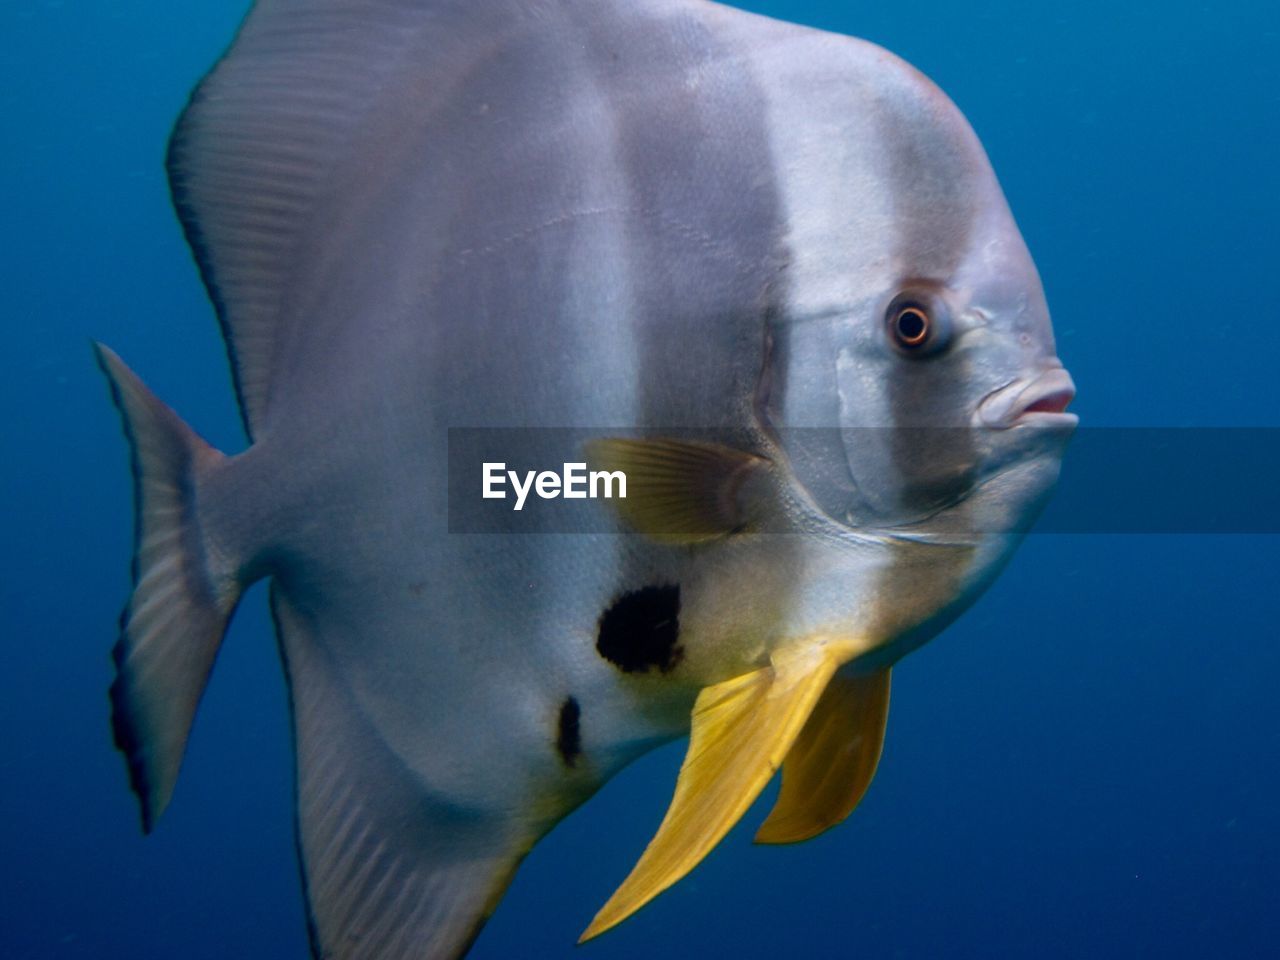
left=892, top=306, right=930, bottom=348
left=886, top=291, right=951, bottom=355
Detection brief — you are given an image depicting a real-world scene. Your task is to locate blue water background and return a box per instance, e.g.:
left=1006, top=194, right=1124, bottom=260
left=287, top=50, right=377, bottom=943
left=2, top=1, right=1277, bottom=956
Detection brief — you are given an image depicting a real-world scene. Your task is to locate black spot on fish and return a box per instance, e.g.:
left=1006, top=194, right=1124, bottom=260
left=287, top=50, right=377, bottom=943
left=596, top=584, right=682, bottom=674
left=556, top=697, right=582, bottom=768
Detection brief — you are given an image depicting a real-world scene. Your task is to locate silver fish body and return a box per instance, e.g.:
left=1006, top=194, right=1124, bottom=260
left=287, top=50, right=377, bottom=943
left=97, top=1, right=1075, bottom=956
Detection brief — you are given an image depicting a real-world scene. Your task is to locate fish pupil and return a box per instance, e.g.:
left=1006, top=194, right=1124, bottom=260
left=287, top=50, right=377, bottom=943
left=895, top=307, right=929, bottom=346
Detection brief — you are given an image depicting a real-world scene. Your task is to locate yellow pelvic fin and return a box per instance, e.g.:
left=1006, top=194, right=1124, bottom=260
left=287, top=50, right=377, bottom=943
left=754, top=669, right=891, bottom=845
left=584, top=437, right=768, bottom=544
left=579, top=645, right=839, bottom=943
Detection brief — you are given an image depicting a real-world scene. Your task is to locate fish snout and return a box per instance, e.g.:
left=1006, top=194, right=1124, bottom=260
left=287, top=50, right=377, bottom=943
left=977, top=366, right=1078, bottom=430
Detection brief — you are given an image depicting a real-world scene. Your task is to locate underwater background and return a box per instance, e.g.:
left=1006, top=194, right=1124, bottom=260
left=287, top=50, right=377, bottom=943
left=3, top=0, right=1277, bottom=957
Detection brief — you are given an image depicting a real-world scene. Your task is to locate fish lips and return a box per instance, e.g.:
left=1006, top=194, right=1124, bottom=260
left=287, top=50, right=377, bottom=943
left=977, top=367, right=1079, bottom=431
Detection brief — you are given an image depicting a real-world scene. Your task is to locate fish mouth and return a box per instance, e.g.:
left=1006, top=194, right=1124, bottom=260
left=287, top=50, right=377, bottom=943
left=978, top=367, right=1078, bottom=429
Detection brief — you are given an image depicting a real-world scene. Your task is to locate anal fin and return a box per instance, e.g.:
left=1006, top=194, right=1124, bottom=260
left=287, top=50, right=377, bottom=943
left=580, top=644, right=840, bottom=942
left=754, top=669, right=891, bottom=845
left=274, top=588, right=527, bottom=960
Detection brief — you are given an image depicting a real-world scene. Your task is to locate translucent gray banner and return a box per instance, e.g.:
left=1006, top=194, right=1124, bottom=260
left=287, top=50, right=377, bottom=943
left=445, top=428, right=1280, bottom=534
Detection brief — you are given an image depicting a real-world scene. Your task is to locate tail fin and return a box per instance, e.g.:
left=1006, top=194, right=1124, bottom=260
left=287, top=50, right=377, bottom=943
left=94, top=343, right=243, bottom=832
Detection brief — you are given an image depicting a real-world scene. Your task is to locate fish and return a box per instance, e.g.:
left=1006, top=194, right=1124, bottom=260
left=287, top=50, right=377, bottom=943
left=95, top=0, right=1077, bottom=957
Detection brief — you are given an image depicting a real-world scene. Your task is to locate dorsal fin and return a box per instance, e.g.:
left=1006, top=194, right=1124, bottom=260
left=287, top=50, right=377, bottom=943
left=167, top=0, right=504, bottom=437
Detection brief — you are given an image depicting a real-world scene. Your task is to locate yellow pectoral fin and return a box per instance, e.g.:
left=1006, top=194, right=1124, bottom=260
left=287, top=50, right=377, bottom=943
left=583, top=437, right=768, bottom=544
left=579, top=646, right=840, bottom=942
left=754, top=668, right=891, bottom=845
